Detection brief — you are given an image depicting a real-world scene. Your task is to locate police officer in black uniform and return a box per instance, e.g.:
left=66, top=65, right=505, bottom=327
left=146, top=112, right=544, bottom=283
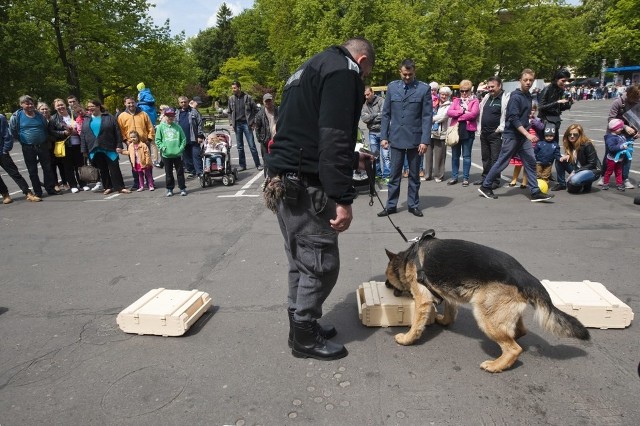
left=266, top=38, right=375, bottom=360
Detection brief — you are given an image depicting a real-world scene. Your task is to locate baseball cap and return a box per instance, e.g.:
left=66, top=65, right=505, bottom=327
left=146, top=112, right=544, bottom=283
left=164, top=107, right=176, bottom=116
left=192, top=96, right=203, bottom=105
left=263, top=93, right=273, bottom=102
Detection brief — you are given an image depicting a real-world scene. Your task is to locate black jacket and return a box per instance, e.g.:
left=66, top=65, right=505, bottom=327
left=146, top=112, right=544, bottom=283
left=80, top=112, right=123, bottom=153
left=538, top=83, right=571, bottom=121
left=254, top=106, right=279, bottom=145
left=574, top=142, right=601, bottom=177
left=266, top=45, right=364, bottom=205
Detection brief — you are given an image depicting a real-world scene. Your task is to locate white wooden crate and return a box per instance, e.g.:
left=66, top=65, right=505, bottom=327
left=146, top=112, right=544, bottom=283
left=357, top=281, right=435, bottom=327
left=541, top=280, right=633, bottom=329
left=117, top=288, right=212, bottom=336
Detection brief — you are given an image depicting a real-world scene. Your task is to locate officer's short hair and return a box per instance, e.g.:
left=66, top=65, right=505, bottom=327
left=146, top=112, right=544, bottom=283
left=400, top=59, right=415, bottom=70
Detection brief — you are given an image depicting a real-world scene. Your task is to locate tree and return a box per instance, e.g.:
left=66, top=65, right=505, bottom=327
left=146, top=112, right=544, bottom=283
left=3, top=0, right=196, bottom=111
left=593, top=0, right=640, bottom=67
left=189, top=3, right=238, bottom=87
left=208, top=56, right=262, bottom=104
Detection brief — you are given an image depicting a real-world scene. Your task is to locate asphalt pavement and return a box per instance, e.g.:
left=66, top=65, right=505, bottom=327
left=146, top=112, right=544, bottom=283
left=1, top=99, right=639, bottom=425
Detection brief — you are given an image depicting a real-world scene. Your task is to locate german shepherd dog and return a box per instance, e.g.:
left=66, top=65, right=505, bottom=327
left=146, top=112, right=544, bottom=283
left=384, top=230, right=590, bottom=373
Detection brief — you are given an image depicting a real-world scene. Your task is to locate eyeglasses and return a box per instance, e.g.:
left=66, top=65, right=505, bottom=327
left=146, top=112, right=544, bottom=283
left=568, top=133, right=580, bottom=137
left=460, top=89, right=470, bottom=93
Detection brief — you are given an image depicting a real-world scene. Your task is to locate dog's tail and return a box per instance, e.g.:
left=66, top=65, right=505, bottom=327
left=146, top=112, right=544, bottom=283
left=528, top=281, right=590, bottom=341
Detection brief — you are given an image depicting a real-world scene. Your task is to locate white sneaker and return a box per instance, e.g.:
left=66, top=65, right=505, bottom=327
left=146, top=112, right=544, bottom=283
left=92, top=182, right=103, bottom=192
left=597, top=177, right=604, bottom=186
left=71, top=187, right=79, bottom=193
left=623, top=179, right=634, bottom=189
left=82, top=186, right=90, bottom=191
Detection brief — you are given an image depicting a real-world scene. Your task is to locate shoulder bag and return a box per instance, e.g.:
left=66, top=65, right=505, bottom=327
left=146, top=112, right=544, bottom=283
left=53, top=139, right=67, bottom=158
left=445, top=122, right=459, bottom=146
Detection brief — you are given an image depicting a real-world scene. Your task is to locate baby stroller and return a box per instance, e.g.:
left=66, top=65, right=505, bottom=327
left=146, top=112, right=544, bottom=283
left=200, top=128, right=238, bottom=187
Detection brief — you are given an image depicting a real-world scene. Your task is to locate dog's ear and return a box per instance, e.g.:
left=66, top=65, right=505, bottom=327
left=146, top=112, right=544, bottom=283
left=385, top=249, right=396, bottom=261
left=420, top=229, right=436, bottom=242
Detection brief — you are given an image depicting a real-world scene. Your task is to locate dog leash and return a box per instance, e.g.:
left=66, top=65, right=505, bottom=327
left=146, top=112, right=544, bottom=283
left=363, top=155, right=416, bottom=243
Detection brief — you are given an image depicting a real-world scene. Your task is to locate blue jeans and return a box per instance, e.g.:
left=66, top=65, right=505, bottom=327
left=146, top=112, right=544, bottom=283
left=368, top=132, right=390, bottom=178
left=182, top=142, right=203, bottom=175
left=556, top=161, right=598, bottom=192
left=450, top=135, right=475, bottom=180
left=483, top=135, right=542, bottom=194
left=235, top=121, right=261, bottom=169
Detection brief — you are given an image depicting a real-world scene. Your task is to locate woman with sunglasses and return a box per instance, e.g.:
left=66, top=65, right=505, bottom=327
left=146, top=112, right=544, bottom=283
left=447, top=80, right=479, bottom=186
left=555, top=124, right=601, bottom=193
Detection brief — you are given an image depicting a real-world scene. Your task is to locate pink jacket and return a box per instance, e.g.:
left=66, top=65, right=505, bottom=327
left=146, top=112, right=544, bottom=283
left=447, top=97, right=480, bottom=132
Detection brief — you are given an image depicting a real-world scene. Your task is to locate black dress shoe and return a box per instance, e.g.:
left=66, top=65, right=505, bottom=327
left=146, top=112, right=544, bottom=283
left=408, top=207, right=423, bottom=217
left=377, top=208, right=397, bottom=217
left=551, top=184, right=566, bottom=191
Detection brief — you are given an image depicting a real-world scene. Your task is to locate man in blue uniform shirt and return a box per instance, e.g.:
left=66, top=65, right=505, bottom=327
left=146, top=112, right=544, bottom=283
left=378, top=59, right=432, bottom=217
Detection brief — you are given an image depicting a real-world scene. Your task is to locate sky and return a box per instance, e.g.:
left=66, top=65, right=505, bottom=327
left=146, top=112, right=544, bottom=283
left=147, top=0, right=255, bottom=38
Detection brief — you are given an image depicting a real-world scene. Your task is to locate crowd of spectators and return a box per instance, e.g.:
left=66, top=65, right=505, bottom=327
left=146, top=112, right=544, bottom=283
left=362, top=78, right=639, bottom=204
left=2, top=78, right=638, bottom=206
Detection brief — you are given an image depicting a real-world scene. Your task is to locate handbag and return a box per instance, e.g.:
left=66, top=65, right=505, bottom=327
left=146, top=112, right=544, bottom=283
left=53, top=140, right=67, bottom=158
left=445, top=122, right=460, bottom=146
left=78, top=159, right=100, bottom=183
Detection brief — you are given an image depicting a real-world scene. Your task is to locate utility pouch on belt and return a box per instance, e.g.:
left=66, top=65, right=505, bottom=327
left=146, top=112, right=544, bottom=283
left=284, top=173, right=305, bottom=206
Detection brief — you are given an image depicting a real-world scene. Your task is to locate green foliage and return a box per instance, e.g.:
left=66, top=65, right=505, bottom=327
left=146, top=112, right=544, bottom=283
left=593, top=0, right=640, bottom=65
left=4, top=0, right=637, bottom=112
left=207, top=56, right=262, bottom=104
left=1, top=0, right=196, bottom=112
left=189, top=2, right=238, bottom=88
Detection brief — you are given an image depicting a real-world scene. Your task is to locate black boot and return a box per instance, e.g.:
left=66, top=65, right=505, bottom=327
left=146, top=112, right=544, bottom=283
left=287, top=308, right=337, bottom=348
left=291, top=319, right=347, bottom=360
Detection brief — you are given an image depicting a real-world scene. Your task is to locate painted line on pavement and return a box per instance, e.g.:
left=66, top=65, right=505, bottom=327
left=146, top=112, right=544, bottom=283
left=218, top=171, right=262, bottom=198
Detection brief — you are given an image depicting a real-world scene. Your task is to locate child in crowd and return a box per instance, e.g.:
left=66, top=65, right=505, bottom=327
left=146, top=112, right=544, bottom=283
left=510, top=104, right=544, bottom=187
left=602, top=119, right=630, bottom=191
left=136, top=82, right=158, bottom=125
left=158, top=105, right=171, bottom=124
left=155, top=108, right=188, bottom=197
left=122, top=130, right=154, bottom=191
left=203, top=134, right=227, bottom=171
left=535, top=123, right=559, bottom=183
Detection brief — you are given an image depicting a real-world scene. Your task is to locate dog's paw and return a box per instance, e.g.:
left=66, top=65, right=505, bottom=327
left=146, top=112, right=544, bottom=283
left=480, top=359, right=505, bottom=373
left=435, top=314, right=450, bottom=326
left=394, top=332, right=414, bottom=346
